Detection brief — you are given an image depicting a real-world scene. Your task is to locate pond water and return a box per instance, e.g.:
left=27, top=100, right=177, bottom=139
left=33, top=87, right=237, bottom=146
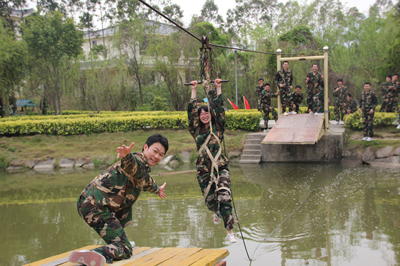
left=0, top=163, right=399, bottom=266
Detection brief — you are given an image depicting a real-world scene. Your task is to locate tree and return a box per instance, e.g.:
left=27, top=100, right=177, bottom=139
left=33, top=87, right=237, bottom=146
left=0, top=22, right=27, bottom=117
left=23, top=11, right=84, bottom=115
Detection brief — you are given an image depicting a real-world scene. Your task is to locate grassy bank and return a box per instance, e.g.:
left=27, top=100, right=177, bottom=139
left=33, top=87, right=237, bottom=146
left=0, top=129, right=249, bottom=164
left=345, top=126, right=400, bottom=151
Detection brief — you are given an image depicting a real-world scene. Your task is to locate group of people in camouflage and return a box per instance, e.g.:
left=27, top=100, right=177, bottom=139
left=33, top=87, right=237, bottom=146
left=68, top=79, right=236, bottom=266
left=257, top=62, right=400, bottom=141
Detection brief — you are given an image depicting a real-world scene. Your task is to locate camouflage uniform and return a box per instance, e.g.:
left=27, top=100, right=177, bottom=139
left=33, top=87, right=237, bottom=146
left=77, top=152, right=160, bottom=262
left=188, top=93, right=234, bottom=230
left=380, top=82, right=389, bottom=112
left=255, top=84, right=265, bottom=111
left=305, top=72, right=324, bottom=112
left=275, top=69, right=293, bottom=113
left=288, top=91, right=304, bottom=113
left=385, top=81, right=399, bottom=112
left=359, top=90, right=378, bottom=137
left=343, top=98, right=357, bottom=115
left=333, top=86, right=347, bottom=121
left=260, top=89, right=278, bottom=129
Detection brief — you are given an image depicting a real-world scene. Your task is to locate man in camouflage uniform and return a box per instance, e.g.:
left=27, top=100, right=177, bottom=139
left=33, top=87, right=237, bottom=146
left=380, top=75, right=392, bottom=112
left=68, top=135, right=168, bottom=266
left=343, top=93, right=358, bottom=115
left=385, top=74, right=399, bottom=112
left=333, top=78, right=347, bottom=124
left=358, top=83, right=378, bottom=141
left=188, top=79, right=236, bottom=243
left=260, top=83, right=279, bottom=130
left=305, top=63, right=324, bottom=114
left=255, top=78, right=266, bottom=111
left=288, top=85, right=304, bottom=114
left=274, top=61, right=293, bottom=114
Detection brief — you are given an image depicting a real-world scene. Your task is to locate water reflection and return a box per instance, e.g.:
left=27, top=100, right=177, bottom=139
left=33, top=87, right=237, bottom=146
left=0, top=164, right=399, bottom=266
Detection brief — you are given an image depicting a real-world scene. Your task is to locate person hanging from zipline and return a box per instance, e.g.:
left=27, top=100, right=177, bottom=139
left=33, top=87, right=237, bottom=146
left=188, top=78, right=237, bottom=243
left=68, top=134, right=168, bottom=266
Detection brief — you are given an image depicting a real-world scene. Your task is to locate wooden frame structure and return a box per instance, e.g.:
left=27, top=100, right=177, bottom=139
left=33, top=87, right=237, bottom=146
left=276, top=46, right=329, bottom=131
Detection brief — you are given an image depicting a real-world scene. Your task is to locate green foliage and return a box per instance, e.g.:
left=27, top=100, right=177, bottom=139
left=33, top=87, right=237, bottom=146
left=0, top=155, right=9, bottom=172
left=279, top=26, right=314, bottom=45
left=189, top=149, right=197, bottom=163
left=151, top=97, right=168, bottom=111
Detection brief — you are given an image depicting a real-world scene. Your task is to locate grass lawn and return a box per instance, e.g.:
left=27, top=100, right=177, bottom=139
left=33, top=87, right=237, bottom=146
left=346, top=126, right=400, bottom=151
left=0, top=129, right=249, bottom=163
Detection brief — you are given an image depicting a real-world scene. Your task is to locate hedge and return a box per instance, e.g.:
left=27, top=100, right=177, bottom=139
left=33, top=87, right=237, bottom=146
left=0, top=110, right=262, bottom=135
left=344, top=111, right=398, bottom=129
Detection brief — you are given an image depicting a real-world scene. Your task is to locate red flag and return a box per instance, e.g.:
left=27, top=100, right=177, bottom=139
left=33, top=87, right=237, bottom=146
left=227, top=98, right=239, bottom=110
left=243, top=96, right=251, bottom=109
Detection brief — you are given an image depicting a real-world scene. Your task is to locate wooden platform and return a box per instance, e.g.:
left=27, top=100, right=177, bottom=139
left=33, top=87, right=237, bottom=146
left=24, top=245, right=229, bottom=266
left=262, top=113, right=325, bottom=145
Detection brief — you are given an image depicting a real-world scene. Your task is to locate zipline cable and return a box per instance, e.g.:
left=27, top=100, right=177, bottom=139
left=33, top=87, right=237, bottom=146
left=137, top=0, right=299, bottom=56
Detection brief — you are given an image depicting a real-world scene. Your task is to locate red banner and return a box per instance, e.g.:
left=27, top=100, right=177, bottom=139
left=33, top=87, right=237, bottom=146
left=243, top=96, right=251, bottom=109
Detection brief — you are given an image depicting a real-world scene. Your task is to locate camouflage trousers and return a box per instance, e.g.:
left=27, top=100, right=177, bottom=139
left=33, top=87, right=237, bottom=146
left=289, top=103, right=300, bottom=113
left=280, top=88, right=290, bottom=113
left=306, top=90, right=313, bottom=111
left=334, top=103, right=345, bottom=121
left=197, top=168, right=234, bottom=230
left=262, top=104, right=278, bottom=129
left=312, top=92, right=324, bottom=113
left=381, top=96, right=388, bottom=112
left=362, top=109, right=375, bottom=137
left=77, top=195, right=133, bottom=262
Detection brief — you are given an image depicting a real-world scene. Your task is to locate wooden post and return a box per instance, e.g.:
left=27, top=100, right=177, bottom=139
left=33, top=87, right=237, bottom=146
left=276, top=49, right=282, bottom=115
left=323, top=46, right=329, bottom=131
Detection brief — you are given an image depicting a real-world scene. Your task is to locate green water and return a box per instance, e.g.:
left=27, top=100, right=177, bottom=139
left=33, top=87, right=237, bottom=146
left=0, top=163, right=399, bottom=266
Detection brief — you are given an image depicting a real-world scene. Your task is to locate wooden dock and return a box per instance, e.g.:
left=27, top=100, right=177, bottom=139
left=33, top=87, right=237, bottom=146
left=262, top=113, right=325, bottom=145
left=24, top=245, right=229, bottom=266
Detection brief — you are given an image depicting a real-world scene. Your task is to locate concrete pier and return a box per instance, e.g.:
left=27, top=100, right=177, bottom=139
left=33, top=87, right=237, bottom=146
left=261, top=124, right=345, bottom=163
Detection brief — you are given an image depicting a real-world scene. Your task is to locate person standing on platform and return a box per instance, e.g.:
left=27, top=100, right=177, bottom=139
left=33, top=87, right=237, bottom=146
left=386, top=74, right=399, bottom=112
left=260, top=83, right=279, bottom=131
left=344, top=93, right=358, bottom=115
left=359, top=83, right=378, bottom=141
left=288, top=85, right=304, bottom=114
left=305, top=63, right=324, bottom=115
left=380, top=75, right=392, bottom=112
left=333, top=79, right=348, bottom=125
left=256, top=78, right=266, bottom=112
left=68, top=135, right=168, bottom=266
left=274, top=61, right=293, bottom=115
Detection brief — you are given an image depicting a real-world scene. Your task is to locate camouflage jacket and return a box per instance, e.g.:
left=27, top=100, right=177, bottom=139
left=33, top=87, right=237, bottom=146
left=289, top=91, right=304, bottom=106
left=359, top=91, right=378, bottom=110
left=333, top=86, right=347, bottom=105
left=256, top=84, right=265, bottom=110
left=188, top=94, right=228, bottom=173
left=306, top=72, right=324, bottom=94
left=275, top=69, right=293, bottom=89
left=381, top=82, right=390, bottom=97
left=261, top=89, right=278, bottom=106
left=387, top=81, right=399, bottom=98
left=344, top=98, right=358, bottom=113
left=79, top=152, right=159, bottom=216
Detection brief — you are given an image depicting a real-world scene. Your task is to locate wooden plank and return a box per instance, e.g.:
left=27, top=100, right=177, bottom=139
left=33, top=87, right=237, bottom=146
left=190, top=249, right=229, bottom=266
left=158, top=248, right=203, bottom=266
left=23, top=245, right=101, bottom=266
left=216, top=261, right=226, bottom=266
left=123, top=247, right=184, bottom=266
left=262, top=114, right=325, bottom=145
left=174, top=249, right=215, bottom=266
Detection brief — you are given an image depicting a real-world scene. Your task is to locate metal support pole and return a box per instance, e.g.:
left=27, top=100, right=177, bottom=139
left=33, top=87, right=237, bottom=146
left=323, top=46, right=329, bottom=131
left=276, top=49, right=282, bottom=115
left=235, top=50, right=238, bottom=107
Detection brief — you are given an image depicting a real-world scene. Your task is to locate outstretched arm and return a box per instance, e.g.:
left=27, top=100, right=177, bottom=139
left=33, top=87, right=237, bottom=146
left=190, top=81, right=198, bottom=99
